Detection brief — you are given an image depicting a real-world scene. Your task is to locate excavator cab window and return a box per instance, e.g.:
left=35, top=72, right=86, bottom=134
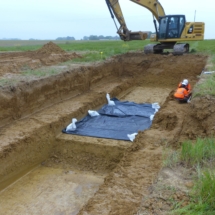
left=167, top=16, right=179, bottom=38
left=158, top=15, right=185, bottom=39
left=158, top=17, right=168, bottom=39
left=179, top=17, right=185, bottom=35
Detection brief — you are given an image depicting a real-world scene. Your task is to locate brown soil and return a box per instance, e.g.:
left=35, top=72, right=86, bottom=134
left=35, top=41, right=66, bottom=55
left=0, top=45, right=213, bottom=215
left=137, top=165, right=195, bottom=215
left=0, top=41, right=81, bottom=76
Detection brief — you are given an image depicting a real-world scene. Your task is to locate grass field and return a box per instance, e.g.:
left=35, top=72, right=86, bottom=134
left=0, top=39, right=214, bottom=65
left=0, top=39, right=215, bottom=94
left=0, top=39, right=214, bottom=52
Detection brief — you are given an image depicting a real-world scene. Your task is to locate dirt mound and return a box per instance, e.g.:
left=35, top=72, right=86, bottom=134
left=153, top=109, right=178, bottom=131
left=35, top=41, right=66, bottom=55
left=0, top=42, right=81, bottom=77
left=180, top=96, right=215, bottom=140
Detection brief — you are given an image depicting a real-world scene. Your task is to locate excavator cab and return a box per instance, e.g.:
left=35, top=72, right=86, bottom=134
left=158, top=15, right=185, bottom=39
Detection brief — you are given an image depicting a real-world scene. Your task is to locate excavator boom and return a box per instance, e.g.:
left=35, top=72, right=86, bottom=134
left=106, top=0, right=148, bottom=41
left=130, top=0, right=165, bottom=20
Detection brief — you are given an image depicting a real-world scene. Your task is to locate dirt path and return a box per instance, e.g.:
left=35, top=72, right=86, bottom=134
left=0, top=46, right=209, bottom=215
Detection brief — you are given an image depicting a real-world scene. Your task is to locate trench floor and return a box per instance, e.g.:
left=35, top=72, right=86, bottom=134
left=0, top=86, right=171, bottom=215
left=0, top=166, right=104, bottom=215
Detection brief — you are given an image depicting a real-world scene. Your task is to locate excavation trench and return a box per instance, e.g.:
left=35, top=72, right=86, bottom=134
left=0, top=53, right=207, bottom=214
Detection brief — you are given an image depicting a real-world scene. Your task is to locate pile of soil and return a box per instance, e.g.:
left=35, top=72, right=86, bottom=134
left=35, top=41, right=66, bottom=55
left=181, top=96, right=215, bottom=140
left=0, top=42, right=81, bottom=77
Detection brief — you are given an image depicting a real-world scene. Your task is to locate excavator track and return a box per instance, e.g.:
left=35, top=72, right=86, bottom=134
left=144, top=44, right=164, bottom=54
left=144, top=44, right=156, bottom=54
left=144, top=43, right=190, bottom=55
left=173, top=43, right=189, bottom=55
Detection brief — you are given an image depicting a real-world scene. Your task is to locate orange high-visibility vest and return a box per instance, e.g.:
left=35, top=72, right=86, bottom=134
left=178, top=83, right=191, bottom=93
left=174, top=87, right=189, bottom=99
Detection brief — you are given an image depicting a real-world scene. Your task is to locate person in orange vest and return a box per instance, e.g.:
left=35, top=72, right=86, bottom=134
left=174, top=79, right=192, bottom=103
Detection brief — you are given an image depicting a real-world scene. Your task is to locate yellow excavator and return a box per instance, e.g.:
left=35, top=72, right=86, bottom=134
left=105, top=0, right=205, bottom=54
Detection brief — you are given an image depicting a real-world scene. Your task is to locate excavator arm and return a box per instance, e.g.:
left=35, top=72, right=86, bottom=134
left=106, top=0, right=148, bottom=41
left=129, top=0, right=165, bottom=41
left=106, top=0, right=165, bottom=41
left=130, top=0, right=165, bottom=21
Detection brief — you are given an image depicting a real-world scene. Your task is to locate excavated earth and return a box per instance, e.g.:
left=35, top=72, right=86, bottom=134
left=0, top=43, right=214, bottom=215
left=0, top=41, right=81, bottom=76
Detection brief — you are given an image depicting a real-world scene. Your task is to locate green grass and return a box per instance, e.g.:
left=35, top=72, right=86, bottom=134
left=172, top=169, right=215, bottom=215
left=162, top=149, right=180, bottom=167
left=164, top=138, right=215, bottom=215
left=195, top=170, right=215, bottom=210
left=181, top=138, right=215, bottom=166
left=58, top=40, right=150, bottom=53
left=59, top=40, right=152, bottom=62
left=189, top=40, right=215, bottom=71
left=187, top=40, right=215, bottom=98
left=21, top=68, right=60, bottom=77
left=162, top=138, right=215, bottom=168
left=0, top=78, right=19, bottom=86
left=172, top=203, right=215, bottom=215
left=0, top=39, right=215, bottom=65
left=0, top=40, right=66, bottom=51
left=0, top=40, right=151, bottom=54
left=0, top=39, right=214, bottom=54
left=193, top=73, right=215, bottom=97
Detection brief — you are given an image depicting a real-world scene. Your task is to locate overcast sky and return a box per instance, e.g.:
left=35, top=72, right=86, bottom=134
left=1, top=0, right=214, bottom=40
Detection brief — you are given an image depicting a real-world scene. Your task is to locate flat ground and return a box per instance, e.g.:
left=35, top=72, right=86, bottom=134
left=0, top=42, right=213, bottom=215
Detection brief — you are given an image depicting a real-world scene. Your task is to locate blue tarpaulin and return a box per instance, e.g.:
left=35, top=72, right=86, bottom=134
left=62, top=98, right=159, bottom=141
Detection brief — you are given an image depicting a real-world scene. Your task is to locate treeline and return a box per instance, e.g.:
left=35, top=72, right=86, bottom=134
left=82, top=35, right=120, bottom=40
left=56, top=36, right=75, bottom=41
left=55, top=35, right=120, bottom=41
left=1, top=33, right=154, bottom=41
left=55, top=33, right=154, bottom=41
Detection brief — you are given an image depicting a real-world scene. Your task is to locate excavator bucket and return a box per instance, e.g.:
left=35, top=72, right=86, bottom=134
left=129, top=31, right=148, bottom=40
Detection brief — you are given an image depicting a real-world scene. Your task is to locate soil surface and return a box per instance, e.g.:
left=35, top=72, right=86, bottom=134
left=0, top=41, right=81, bottom=76
left=0, top=43, right=212, bottom=215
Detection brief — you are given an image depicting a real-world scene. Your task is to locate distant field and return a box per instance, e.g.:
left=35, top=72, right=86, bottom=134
left=0, top=39, right=214, bottom=53
left=2, top=39, right=213, bottom=98
left=0, top=40, right=66, bottom=47
left=0, top=39, right=215, bottom=96
left=0, top=39, right=214, bottom=69
left=0, top=40, right=151, bottom=52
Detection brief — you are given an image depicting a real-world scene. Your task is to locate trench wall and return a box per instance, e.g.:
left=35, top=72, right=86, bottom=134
left=49, top=134, right=130, bottom=173
left=0, top=55, right=145, bottom=190
left=0, top=55, right=148, bottom=128
left=0, top=53, right=207, bottom=191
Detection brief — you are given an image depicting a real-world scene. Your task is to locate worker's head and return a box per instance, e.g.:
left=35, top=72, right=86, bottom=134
left=182, top=79, right=188, bottom=86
